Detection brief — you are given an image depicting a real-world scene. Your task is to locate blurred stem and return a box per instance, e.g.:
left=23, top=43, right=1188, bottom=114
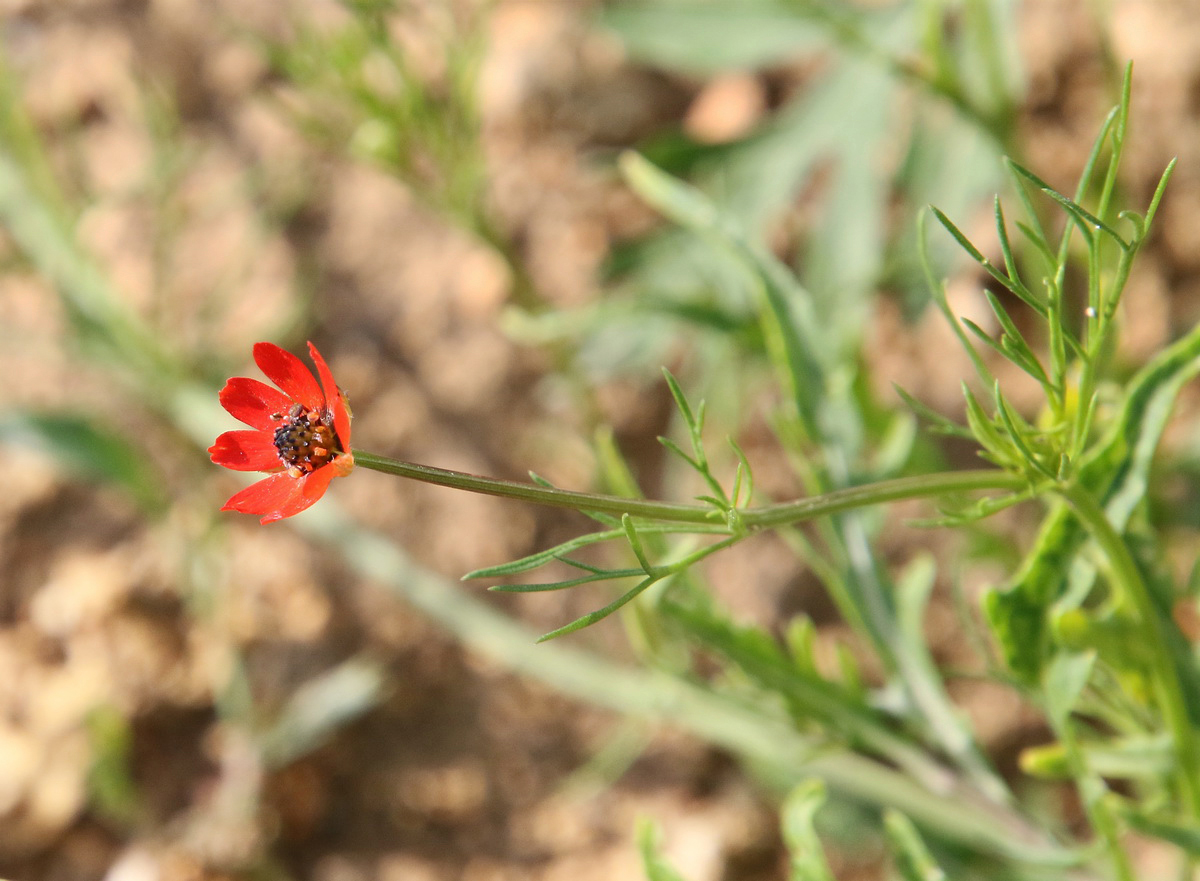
left=294, top=501, right=1079, bottom=871
left=353, top=450, right=1027, bottom=528
left=1051, top=709, right=1135, bottom=881
left=1059, top=483, right=1200, bottom=820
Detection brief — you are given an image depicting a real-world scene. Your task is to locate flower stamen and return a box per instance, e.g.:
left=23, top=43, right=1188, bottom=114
left=273, top=407, right=340, bottom=474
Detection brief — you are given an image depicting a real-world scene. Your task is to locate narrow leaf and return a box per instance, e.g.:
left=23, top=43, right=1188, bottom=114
left=893, top=385, right=973, bottom=439
left=536, top=576, right=661, bottom=642
left=464, top=528, right=627, bottom=578
left=661, top=367, right=697, bottom=430
left=636, top=819, right=690, bottom=881
left=884, top=810, right=947, bottom=881
left=3, top=412, right=166, bottom=513
left=1007, top=161, right=1127, bottom=249
left=488, top=569, right=644, bottom=593
left=623, top=513, right=654, bottom=574
left=782, top=780, right=836, bottom=881
left=1044, top=650, right=1096, bottom=728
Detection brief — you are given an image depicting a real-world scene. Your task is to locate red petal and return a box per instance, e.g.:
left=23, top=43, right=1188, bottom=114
left=219, top=378, right=292, bottom=430
left=253, top=342, right=323, bottom=410
left=221, top=472, right=304, bottom=520
left=209, top=430, right=282, bottom=472
left=262, top=465, right=337, bottom=523
left=308, top=341, right=352, bottom=448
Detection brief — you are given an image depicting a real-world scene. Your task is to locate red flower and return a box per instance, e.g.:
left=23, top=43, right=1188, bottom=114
left=209, top=342, right=354, bottom=523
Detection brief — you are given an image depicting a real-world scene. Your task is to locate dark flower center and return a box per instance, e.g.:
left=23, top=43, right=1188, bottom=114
left=273, top=407, right=339, bottom=477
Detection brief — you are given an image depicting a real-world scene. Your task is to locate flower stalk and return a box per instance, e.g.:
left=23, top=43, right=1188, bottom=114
left=352, top=449, right=1028, bottom=530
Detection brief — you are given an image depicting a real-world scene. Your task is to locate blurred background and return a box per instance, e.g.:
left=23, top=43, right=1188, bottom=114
left=4, top=1, right=1200, bottom=879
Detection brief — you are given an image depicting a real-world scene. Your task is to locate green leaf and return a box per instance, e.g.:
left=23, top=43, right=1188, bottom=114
left=1, top=411, right=166, bottom=513
left=993, top=385, right=1055, bottom=479
left=988, top=319, right=1200, bottom=686
left=657, top=436, right=699, bottom=471
left=619, top=150, right=826, bottom=438
left=1118, top=805, right=1200, bottom=856
left=637, top=819, right=690, bottom=881
left=488, top=570, right=644, bottom=594
left=536, top=575, right=662, bottom=642
left=884, top=810, right=947, bottom=881
left=600, top=1, right=825, bottom=75
left=663, top=598, right=949, bottom=783
left=960, top=385, right=1013, bottom=467
left=0, top=152, right=171, bottom=378
left=464, top=528, right=628, bottom=578
left=782, top=780, right=836, bottom=881
left=1043, top=650, right=1096, bottom=728
left=983, top=291, right=1050, bottom=386
left=984, top=504, right=1074, bottom=682
left=1023, top=734, right=1171, bottom=781
left=1013, top=219, right=1058, bottom=274
left=623, top=513, right=654, bottom=573
left=661, top=367, right=699, bottom=431
left=892, top=385, right=973, bottom=440
left=1143, top=157, right=1177, bottom=232
left=929, top=206, right=1035, bottom=305
left=799, top=61, right=892, bottom=335
left=1006, top=160, right=1128, bottom=250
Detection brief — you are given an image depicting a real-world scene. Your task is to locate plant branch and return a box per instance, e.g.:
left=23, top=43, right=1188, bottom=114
left=1059, top=483, right=1200, bottom=819
left=353, top=450, right=1029, bottom=529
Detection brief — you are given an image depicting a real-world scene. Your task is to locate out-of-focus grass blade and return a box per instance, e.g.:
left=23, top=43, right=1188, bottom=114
left=1118, top=806, right=1200, bottom=856
left=800, top=62, right=891, bottom=337
left=884, top=810, right=947, bottom=881
left=619, top=150, right=826, bottom=437
left=1, top=411, right=167, bottom=513
left=892, top=104, right=1004, bottom=298
left=0, top=152, right=172, bottom=379
left=86, top=705, right=141, bottom=826
left=663, top=598, right=953, bottom=786
left=1044, top=650, right=1095, bottom=728
left=256, top=658, right=385, bottom=768
left=600, top=1, right=825, bottom=75
left=636, top=819, right=690, bottom=881
left=1023, top=734, right=1171, bottom=781
left=782, top=780, right=836, bottom=881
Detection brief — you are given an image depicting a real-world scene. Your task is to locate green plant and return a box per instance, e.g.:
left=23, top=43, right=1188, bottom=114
left=341, top=65, right=1200, bottom=878
left=4, top=2, right=1200, bottom=877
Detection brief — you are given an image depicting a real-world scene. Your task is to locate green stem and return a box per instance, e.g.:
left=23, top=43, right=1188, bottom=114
left=352, top=450, right=1028, bottom=529
left=291, top=499, right=1079, bottom=870
left=1059, top=484, right=1200, bottom=819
